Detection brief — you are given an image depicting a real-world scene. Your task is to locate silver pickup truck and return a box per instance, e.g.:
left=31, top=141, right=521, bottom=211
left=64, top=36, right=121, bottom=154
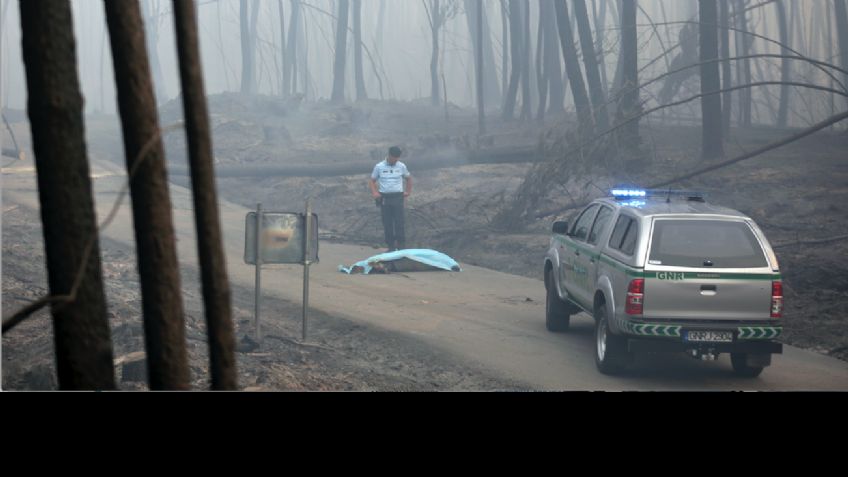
left=544, top=189, right=783, bottom=377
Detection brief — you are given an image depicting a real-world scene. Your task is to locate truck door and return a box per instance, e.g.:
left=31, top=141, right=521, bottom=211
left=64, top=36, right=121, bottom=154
left=561, top=204, right=599, bottom=309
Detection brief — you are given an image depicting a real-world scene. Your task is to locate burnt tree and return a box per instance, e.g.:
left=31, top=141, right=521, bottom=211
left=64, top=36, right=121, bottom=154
left=541, top=0, right=564, bottom=114
left=331, top=0, right=350, bottom=103
left=520, top=0, right=531, bottom=120
left=617, top=0, right=640, bottom=147
left=835, top=0, right=848, bottom=109
left=554, top=0, right=593, bottom=131
left=775, top=0, right=790, bottom=127
left=353, top=0, right=367, bottom=101
left=286, top=0, right=301, bottom=96
left=464, top=0, right=502, bottom=107
left=239, top=0, right=259, bottom=95
left=19, top=0, right=116, bottom=390
left=502, top=0, right=523, bottom=119
left=104, top=0, right=190, bottom=390
left=573, top=0, right=609, bottom=130
left=699, top=0, right=724, bottom=159
left=720, top=0, right=731, bottom=133
left=735, top=0, right=752, bottom=126
left=171, top=0, right=237, bottom=390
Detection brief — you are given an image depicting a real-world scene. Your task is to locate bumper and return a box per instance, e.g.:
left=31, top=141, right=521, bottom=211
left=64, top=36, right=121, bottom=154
left=623, top=321, right=783, bottom=340
left=627, top=338, right=783, bottom=355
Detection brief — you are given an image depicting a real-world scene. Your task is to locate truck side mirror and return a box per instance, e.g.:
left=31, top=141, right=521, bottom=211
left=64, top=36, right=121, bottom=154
left=552, top=221, right=569, bottom=235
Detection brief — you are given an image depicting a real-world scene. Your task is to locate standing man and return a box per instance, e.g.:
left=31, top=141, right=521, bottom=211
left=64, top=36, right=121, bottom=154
left=370, top=146, right=412, bottom=251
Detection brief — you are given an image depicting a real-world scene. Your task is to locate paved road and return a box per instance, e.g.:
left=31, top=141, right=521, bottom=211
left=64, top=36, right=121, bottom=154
left=5, top=161, right=848, bottom=391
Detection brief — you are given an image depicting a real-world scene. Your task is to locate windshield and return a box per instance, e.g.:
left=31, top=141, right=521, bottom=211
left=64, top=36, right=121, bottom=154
left=648, top=220, right=768, bottom=268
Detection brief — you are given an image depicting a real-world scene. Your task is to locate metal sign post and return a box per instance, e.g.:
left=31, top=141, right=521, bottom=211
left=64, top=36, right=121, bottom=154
left=254, top=203, right=263, bottom=344
left=302, top=199, right=312, bottom=341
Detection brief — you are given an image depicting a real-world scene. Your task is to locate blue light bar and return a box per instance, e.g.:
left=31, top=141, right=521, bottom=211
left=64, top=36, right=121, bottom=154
left=611, top=189, right=647, bottom=198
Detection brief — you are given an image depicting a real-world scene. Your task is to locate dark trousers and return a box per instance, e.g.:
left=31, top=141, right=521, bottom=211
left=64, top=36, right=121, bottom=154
left=380, top=193, right=405, bottom=250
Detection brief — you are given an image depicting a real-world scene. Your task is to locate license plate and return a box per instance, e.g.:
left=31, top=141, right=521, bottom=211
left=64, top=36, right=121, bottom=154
left=684, top=331, right=734, bottom=343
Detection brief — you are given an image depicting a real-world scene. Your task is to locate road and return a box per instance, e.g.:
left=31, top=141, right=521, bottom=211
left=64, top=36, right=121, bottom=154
left=4, top=159, right=848, bottom=391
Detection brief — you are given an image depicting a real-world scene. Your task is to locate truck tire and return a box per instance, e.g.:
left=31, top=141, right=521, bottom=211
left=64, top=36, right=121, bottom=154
left=731, top=353, right=764, bottom=378
left=545, top=271, right=571, bottom=332
left=594, top=303, right=631, bottom=375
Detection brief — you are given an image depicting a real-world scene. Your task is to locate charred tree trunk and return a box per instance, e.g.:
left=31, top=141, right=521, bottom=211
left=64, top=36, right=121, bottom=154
left=775, top=0, right=790, bottom=127
left=618, top=0, right=640, bottom=147
left=834, top=0, right=848, bottom=109
left=239, top=0, right=257, bottom=94
left=573, top=0, right=609, bottom=130
left=19, top=0, right=115, bottom=391
left=500, top=0, right=509, bottom=107
left=554, top=0, right=593, bottom=131
left=277, top=0, right=286, bottom=98
left=542, top=0, right=564, bottom=114
left=104, top=0, right=190, bottom=390
left=353, top=0, right=367, bottom=101
left=699, top=0, right=724, bottom=159
left=464, top=0, right=503, bottom=109
left=502, top=0, right=522, bottom=119
left=720, top=0, right=731, bottom=133
left=331, top=0, right=350, bottom=103
left=520, top=0, right=532, bottom=120
left=429, top=0, right=443, bottom=106
left=476, top=0, right=486, bottom=133
left=536, top=0, right=549, bottom=120
left=286, top=0, right=300, bottom=96
left=735, top=0, right=752, bottom=126
left=171, top=0, right=237, bottom=391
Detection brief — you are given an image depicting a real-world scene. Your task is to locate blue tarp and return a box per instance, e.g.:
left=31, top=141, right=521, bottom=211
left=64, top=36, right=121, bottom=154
left=339, top=249, right=462, bottom=275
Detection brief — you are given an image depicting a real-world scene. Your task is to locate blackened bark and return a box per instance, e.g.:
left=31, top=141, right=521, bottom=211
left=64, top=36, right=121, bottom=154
left=520, top=0, right=531, bottom=120
left=734, top=0, right=752, bottom=126
left=19, top=0, right=115, bottom=390
left=554, top=0, right=593, bottom=131
left=429, top=0, right=442, bottom=106
left=476, top=0, right=486, bottom=133
left=464, top=0, right=503, bottom=108
left=542, top=0, right=564, bottom=113
left=172, top=0, right=237, bottom=391
left=833, top=0, right=848, bottom=109
left=286, top=0, right=300, bottom=96
left=104, top=0, right=190, bottom=390
left=353, top=0, right=367, bottom=101
left=699, top=0, right=724, bottom=159
left=775, top=0, right=790, bottom=127
left=720, top=0, right=731, bottom=133
left=573, top=0, right=609, bottom=129
left=536, top=0, right=548, bottom=120
left=502, top=0, right=522, bottom=119
left=331, top=0, right=350, bottom=103
left=239, top=0, right=254, bottom=94
left=618, top=0, right=640, bottom=146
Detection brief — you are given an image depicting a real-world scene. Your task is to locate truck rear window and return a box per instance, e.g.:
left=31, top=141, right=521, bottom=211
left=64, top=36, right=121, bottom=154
left=649, top=220, right=768, bottom=268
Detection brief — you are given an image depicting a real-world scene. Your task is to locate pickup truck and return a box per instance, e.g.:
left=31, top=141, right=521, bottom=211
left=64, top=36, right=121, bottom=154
left=544, top=189, right=783, bottom=377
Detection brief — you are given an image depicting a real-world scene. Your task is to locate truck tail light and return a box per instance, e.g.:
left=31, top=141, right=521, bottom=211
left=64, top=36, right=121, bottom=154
left=771, top=281, right=783, bottom=318
left=626, top=279, right=644, bottom=315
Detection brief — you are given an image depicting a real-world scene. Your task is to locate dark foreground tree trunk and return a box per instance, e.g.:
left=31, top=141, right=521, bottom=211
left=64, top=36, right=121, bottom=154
left=699, top=0, right=724, bottom=159
left=19, top=0, right=115, bottom=390
left=542, top=0, right=564, bottom=114
left=171, top=0, right=237, bottom=391
left=104, top=0, right=190, bottom=390
left=331, top=0, right=350, bottom=103
left=554, top=0, right=593, bottom=131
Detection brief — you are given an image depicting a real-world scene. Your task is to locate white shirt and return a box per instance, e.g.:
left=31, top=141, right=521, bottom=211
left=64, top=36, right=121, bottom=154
left=371, top=159, right=410, bottom=194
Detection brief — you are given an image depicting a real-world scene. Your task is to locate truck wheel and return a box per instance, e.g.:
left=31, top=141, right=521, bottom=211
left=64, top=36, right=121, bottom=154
left=545, top=271, right=571, bottom=332
left=731, top=353, right=764, bottom=378
left=594, top=303, right=630, bottom=375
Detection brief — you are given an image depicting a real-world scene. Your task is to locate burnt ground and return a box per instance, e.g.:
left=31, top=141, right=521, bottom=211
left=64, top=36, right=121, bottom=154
left=2, top=94, right=847, bottom=389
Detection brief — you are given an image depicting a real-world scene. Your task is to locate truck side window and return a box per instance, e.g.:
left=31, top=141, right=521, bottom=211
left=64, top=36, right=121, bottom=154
left=571, top=205, right=599, bottom=242
left=620, top=220, right=639, bottom=256
left=609, top=215, right=637, bottom=256
left=588, top=206, right=613, bottom=245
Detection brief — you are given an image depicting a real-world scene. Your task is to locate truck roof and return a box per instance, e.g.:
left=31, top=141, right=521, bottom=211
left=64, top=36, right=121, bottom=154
left=598, top=197, right=751, bottom=220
